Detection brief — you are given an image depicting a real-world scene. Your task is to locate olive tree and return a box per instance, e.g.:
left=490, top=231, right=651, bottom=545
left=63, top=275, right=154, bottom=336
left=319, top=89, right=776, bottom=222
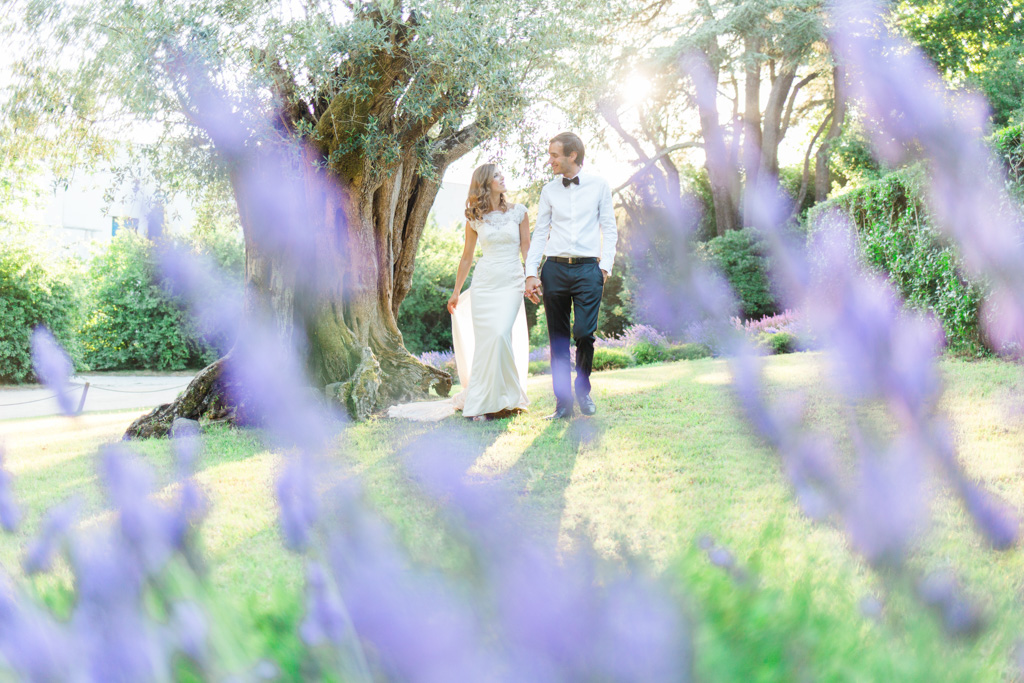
left=3, top=0, right=568, bottom=424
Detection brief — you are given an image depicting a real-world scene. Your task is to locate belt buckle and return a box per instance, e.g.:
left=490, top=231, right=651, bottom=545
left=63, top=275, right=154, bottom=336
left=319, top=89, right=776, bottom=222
left=568, top=256, right=577, bottom=264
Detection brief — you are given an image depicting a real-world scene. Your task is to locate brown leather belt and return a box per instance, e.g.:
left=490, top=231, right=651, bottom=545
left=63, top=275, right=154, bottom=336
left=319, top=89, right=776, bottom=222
left=547, top=256, right=598, bottom=265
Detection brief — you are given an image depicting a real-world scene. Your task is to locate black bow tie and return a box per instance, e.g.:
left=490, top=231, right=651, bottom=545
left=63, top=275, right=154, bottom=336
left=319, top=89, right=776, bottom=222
left=562, top=175, right=580, bottom=187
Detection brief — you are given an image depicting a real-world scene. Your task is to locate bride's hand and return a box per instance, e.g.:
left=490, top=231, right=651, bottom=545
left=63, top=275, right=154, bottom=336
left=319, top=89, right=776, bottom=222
left=447, top=291, right=459, bottom=314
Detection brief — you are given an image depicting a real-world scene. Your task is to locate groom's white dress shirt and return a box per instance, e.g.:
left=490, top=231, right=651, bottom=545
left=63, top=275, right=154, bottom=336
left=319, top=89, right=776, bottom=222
left=524, top=171, right=618, bottom=279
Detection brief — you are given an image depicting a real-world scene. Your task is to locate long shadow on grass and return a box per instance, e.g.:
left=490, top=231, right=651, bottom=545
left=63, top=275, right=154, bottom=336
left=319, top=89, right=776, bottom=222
left=506, top=418, right=607, bottom=552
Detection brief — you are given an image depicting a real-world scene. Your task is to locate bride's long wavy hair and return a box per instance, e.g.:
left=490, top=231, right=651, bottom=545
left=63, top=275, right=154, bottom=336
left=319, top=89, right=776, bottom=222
left=464, top=163, right=507, bottom=222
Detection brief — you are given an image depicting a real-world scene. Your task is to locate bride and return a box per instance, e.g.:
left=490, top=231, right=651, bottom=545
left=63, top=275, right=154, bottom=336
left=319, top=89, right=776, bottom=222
left=388, top=164, right=534, bottom=421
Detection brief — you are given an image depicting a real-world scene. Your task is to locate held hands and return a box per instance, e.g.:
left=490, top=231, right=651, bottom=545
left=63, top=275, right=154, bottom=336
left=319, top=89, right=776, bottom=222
left=447, top=291, right=459, bottom=314
left=524, top=276, right=541, bottom=304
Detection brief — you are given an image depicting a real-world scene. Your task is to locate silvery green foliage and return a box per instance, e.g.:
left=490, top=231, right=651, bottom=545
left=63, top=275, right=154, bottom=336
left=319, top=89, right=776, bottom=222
left=2, top=0, right=573, bottom=193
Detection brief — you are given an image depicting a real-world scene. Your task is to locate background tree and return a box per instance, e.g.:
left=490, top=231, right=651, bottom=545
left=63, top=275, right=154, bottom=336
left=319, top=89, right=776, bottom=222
left=895, top=0, right=1024, bottom=127
left=567, top=0, right=835, bottom=238
left=2, top=0, right=570, bottom=422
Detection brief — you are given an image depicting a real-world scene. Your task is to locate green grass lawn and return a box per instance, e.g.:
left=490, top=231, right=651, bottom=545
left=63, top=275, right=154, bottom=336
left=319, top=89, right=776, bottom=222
left=3, top=352, right=1024, bottom=680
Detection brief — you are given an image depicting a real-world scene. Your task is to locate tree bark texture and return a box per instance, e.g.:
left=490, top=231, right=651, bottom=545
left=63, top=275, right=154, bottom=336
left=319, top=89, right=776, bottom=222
left=125, top=19, right=491, bottom=436
left=815, top=66, right=847, bottom=201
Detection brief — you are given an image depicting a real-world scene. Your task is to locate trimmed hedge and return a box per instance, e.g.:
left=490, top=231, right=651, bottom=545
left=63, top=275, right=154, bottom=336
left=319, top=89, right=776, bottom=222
left=807, top=168, right=985, bottom=354
left=528, top=360, right=549, bottom=375
left=667, top=343, right=712, bottom=361
left=759, top=332, right=797, bottom=355
left=80, top=232, right=216, bottom=371
left=592, top=347, right=633, bottom=371
left=0, top=241, right=84, bottom=383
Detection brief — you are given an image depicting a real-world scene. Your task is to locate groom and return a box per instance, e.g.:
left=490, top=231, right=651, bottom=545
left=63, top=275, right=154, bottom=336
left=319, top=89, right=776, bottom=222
left=524, top=132, right=618, bottom=419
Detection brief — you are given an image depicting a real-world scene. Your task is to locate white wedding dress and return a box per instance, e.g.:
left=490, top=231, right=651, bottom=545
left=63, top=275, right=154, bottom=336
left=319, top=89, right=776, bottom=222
left=388, top=204, right=530, bottom=421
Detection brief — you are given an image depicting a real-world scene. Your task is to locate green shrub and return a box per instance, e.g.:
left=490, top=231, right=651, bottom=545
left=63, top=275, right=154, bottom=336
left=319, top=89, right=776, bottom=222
left=759, top=332, right=797, bottom=355
left=667, top=343, right=712, bottom=361
left=80, top=231, right=215, bottom=371
left=992, top=123, right=1024, bottom=203
left=631, top=340, right=669, bottom=365
left=398, top=222, right=463, bottom=354
left=0, top=240, right=85, bottom=383
left=528, top=360, right=550, bottom=375
left=529, top=311, right=549, bottom=349
left=808, top=167, right=986, bottom=354
left=697, top=228, right=778, bottom=320
left=592, top=347, right=633, bottom=371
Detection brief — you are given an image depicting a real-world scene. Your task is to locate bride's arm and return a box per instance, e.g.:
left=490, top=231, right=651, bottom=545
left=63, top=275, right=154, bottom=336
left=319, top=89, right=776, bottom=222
left=518, top=210, right=531, bottom=263
left=448, top=221, right=478, bottom=313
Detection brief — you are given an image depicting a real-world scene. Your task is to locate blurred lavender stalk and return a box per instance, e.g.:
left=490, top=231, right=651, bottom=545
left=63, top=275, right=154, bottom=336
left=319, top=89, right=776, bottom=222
left=30, top=327, right=77, bottom=416
left=0, top=448, right=20, bottom=532
left=831, top=1, right=1024, bottom=361
left=146, top=60, right=695, bottom=680
left=660, top=7, right=1018, bottom=629
left=0, top=436, right=223, bottom=681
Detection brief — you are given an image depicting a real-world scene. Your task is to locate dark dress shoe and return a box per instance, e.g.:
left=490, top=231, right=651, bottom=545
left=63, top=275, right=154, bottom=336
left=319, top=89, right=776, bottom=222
left=577, top=394, right=597, bottom=416
left=544, top=405, right=574, bottom=420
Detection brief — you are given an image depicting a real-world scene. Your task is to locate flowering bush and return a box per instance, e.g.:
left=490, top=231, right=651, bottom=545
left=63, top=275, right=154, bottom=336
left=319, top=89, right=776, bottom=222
left=733, top=310, right=799, bottom=336
left=596, top=323, right=669, bottom=350
left=417, top=349, right=456, bottom=378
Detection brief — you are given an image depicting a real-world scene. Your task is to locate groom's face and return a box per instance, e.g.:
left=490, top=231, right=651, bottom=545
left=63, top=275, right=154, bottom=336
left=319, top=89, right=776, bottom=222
left=548, top=141, right=576, bottom=176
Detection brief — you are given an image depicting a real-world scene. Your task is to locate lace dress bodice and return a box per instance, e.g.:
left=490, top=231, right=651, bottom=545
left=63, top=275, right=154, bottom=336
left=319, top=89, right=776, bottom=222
left=472, top=204, right=528, bottom=276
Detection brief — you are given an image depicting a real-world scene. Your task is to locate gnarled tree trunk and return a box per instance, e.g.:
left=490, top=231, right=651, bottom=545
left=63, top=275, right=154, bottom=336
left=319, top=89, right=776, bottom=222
left=125, top=23, right=489, bottom=437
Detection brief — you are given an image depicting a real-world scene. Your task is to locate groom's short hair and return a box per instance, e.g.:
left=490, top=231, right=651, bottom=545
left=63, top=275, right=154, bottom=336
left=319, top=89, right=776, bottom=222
left=551, top=132, right=585, bottom=166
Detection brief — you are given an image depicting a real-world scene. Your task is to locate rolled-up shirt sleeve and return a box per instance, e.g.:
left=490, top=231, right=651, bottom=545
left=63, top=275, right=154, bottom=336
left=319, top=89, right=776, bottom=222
left=525, top=186, right=552, bottom=279
left=598, top=179, right=618, bottom=275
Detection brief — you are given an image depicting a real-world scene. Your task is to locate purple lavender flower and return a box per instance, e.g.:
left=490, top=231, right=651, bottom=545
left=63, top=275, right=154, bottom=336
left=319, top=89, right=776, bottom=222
left=831, top=0, right=1024, bottom=353
left=843, top=438, right=929, bottom=568
left=159, top=246, right=345, bottom=457
left=591, top=577, right=690, bottom=682
left=707, top=547, right=735, bottom=570
left=170, top=418, right=201, bottom=477
left=418, top=349, right=455, bottom=369
left=594, top=324, right=673, bottom=351
left=0, top=449, right=20, bottom=532
left=30, top=327, right=76, bottom=416
left=300, top=562, right=350, bottom=647
left=736, top=310, right=799, bottom=335
left=956, top=482, right=1020, bottom=550
left=0, top=580, right=76, bottom=681
left=23, top=499, right=78, bottom=575
left=69, top=538, right=167, bottom=681
left=859, top=595, right=884, bottom=622
left=168, top=479, right=209, bottom=553
left=99, top=445, right=176, bottom=572
left=276, top=455, right=319, bottom=552
left=168, top=601, right=209, bottom=665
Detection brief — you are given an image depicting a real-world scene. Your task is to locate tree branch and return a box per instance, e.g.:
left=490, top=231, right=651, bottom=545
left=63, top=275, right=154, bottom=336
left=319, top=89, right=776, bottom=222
left=613, top=141, right=704, bottom=194
left=433, top=122, right=482, bottom=168
left=794, top=111, right=832, bottom=216
left=598, top=100, right=650, bottom=161
left=780, top=70, right=819, bottom=141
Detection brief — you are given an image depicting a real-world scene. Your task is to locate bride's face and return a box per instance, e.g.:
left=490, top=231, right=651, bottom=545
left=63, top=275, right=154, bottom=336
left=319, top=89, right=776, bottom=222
left=491, top=171, right=507, bottom=194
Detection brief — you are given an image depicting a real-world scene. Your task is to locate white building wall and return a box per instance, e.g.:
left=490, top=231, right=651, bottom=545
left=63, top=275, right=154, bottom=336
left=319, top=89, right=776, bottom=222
left=13, top=166, right=197, bottom=260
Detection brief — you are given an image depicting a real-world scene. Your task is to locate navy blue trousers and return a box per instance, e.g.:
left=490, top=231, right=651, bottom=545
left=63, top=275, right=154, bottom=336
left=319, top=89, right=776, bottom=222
left=540, top=259, right=604, bottom=411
